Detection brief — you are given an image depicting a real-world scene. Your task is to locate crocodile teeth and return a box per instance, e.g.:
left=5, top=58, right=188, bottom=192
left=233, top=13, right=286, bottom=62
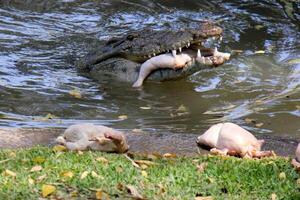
left=179, top=47, right=182, bottom=52
left=172, top=50, right=177, bottom=57
left=197, top=49, right=201, bottom=58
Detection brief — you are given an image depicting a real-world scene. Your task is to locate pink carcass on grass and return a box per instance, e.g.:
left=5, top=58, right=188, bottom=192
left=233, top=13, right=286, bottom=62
left=291, top=143, right=300, bottom=171
left=197, top=122, right=275, bottom=158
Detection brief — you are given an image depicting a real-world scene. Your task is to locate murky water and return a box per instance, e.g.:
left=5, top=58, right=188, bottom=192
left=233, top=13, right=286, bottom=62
left=0, top=0, right=299, bottom=138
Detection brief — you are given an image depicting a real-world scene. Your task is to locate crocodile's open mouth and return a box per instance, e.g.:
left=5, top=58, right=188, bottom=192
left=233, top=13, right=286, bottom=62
left=132, top=34, right=230, bottom=67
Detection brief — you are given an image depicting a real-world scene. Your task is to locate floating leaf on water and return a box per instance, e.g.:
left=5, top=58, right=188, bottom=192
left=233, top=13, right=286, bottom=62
left=255, top=123, right=264, bottom=128
left=244, top=118, right=255, bottom=124
left=30, top=165, right=43, bottom=172
left=296, top=105, right=300, bottom=110
left=41, top=184, right=56, bottom=197
left=80, top=171, right=89, bottom=179
left=45, top=113, right=56, bottom=120
left=69, top=89, right=82, bottom=99
left=139, top=106, right=151, bottom=110
left=254, top=25, right=264, bottom=30
left=118, top=115, right=128, bottom=120
left=254, top=50, right=265, bottom=54
left=53, top=145, right=67, bottom=152
left=287, top=58, right=300, bottom=65
left=177, top=104, right=188, bottom=112
left=4, top=169, right=16, bottom=177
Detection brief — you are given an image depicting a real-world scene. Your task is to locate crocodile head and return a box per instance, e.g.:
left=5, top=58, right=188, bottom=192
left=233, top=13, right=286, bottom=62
left=79, top=21, right=229, bottom=70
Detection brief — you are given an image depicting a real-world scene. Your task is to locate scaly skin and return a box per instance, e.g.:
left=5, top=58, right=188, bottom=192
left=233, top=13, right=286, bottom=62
left=77, top=21, right=230, bottom=85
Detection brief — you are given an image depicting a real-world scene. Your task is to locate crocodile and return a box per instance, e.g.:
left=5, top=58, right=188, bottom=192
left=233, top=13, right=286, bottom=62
left=77, top=21, right=231, bottom=87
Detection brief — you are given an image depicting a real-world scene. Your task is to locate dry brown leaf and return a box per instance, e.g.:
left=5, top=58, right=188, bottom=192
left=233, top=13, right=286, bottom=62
left=30, top=165, right=43, bottom=172
left=96, top=157, right=109, bottom=164
left=197, top=163, right=208, bottom=173
left=61, top=171, right=74, bottom=179
left=80, top=171, right=89, bottom=179
left=41, top=184, right=56, bottom=197
left=118, top=115, right=128, bottom=120
left=95, top=190, right=110, bottom=200
left=125, top=185, right=144, bottom=200
left=53, top=145, right=67, bottom=152
left=4, top=169, right=16, bottom=177
left=134, top=160, right=157, bottom=166
left=163, top=153, right=177, bottom=158
left=195, top=197, right=214, bottom=200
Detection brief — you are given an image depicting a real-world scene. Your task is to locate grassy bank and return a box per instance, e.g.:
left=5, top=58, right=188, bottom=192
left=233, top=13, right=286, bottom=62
left=0, top=146, right=299, bottom=200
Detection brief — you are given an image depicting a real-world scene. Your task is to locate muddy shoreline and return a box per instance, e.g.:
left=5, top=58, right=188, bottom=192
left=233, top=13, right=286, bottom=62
left=0, top=127, right=298, bottom=157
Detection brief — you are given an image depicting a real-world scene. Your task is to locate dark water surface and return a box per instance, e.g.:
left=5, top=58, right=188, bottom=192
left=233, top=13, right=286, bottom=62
left=0, top=1, right=299, bottom=139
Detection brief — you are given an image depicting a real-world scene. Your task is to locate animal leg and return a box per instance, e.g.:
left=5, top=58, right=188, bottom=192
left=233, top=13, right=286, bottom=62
left=210, top=148, right=228, bottom=156
left=291, top=159, right=300, bottom=171
left=104, top=132, right=129, bottom=153
left=252, top=150, right=276, bottom=158
left=65, top=138, right=90, bottom=151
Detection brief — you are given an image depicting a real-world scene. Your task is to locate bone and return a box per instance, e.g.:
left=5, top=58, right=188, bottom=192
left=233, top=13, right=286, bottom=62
left=133, top=53, right=192, bottom=87
left=172, top=50, right=177, bottom=57
left=197, top=122, right=275, bottom=158
left=55, top=123, right=129, bottom=153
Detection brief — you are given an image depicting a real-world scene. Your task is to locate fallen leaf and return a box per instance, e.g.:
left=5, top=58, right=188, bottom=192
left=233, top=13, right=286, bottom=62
left=4, top=169, right=16, bottom=177
left=197, top=163, right=208, bottom=173
left=134, top=160, right=157, bottom=166
left=141, top=171, right=148, bottom=178
left=244, top=118, right=255, bottom=124
left=255, top=50, right=265, bottom=54
left=91, top=171, right=104, bottom=179
left=96, top=157, right=109, bottom=164
left=279, top=172, right=286, bottom=180
left=271, top=193, right=277, bottom=200
left=80, top=171, right=89, bottom=179
left=28, top=177, right=35, bottom=185
left=77, top=150, right=84, bottom=155
left=32, top=156, right=46, bottom=164
left=30, top=165, right=43, bottom=172
left=36, top=174, right=47, bottom=182
left=195, top=197, right=214, bottom=200
left=53, top=145, right=67, bottom=152
left=45, top=113, right=56, bottom=120
left=96, top=190, right=110, bottom=200
left=116, top=167, right=123, bottom=173
left=69, top=89, right=82, bottom=99
left=125, top=185, right=144, bottom=200
left=8, top=152, right=16, bottom=158
left=140, top=106, right=151, bottom=110
left=118, top=115, right=128, bottom=120
left=61, top=171, right=74, bottom=179
left=163, top=153, right=177, bottom=158
left=42, top=184, right=56, bottom=197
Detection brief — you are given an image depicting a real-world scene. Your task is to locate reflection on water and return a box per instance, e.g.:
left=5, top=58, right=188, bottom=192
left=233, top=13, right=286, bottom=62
left=0, top=0, right=299, bottom=137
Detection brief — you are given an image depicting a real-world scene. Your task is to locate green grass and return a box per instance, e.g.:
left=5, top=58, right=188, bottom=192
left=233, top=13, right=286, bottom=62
left=0, top=146, right=299, bottom=199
